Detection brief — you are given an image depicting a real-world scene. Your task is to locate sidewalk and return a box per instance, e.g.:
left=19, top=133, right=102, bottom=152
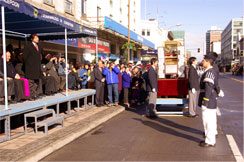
left=0, top=106, right=124, bottom=161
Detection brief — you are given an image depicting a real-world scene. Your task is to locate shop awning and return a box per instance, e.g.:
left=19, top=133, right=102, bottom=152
left=104, top=16, right=155, bottom=49
left=0, top=0, right=97, bottom=39
left=109, top=54, right=120, bottom=60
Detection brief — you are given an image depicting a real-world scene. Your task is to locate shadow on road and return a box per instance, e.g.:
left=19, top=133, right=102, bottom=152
left=133, top=118, right=202, bottom=143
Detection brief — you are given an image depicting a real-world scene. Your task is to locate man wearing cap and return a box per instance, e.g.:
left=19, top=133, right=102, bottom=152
left=199, top=54, right=219, bottom=147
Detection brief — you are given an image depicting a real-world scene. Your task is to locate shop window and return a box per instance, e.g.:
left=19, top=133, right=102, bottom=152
left=65, top=0, right=73, bottom=14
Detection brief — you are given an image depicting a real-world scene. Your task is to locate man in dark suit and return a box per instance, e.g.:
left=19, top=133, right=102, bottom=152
left=146, top=58, right=158, bottom=118
left=188, top=57, right=200, bottom=117
left=23, top=34, right=43, bottom=99
left=93, top=60, right=105, bottom=107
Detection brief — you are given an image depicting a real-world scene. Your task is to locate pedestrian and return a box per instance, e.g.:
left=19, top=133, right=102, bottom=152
left=79, top=63, right=89, bottom=89
left=103, top=61, right=120, bottom=106
left=122, top=66, right=132, bottom=107
left=94, top=60, right=105, bottom=107
left=199, top=54, right=219, bottom=147
left=23, top=34, right=43, bottom=99
left=0, top=51, right=25, bottom=103
left=209, top=52, right=224, bottom=137
left=187, top=57, right=200, bottom=117
left=146, top=58, right=158, bottom=118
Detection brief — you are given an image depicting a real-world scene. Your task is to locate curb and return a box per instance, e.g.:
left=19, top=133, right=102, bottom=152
left=19, top=107, right=125, bottom=162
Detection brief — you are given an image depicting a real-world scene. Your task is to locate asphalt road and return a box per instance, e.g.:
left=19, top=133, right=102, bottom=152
left=42, top=81, right=237, bottom=162
left=217, top=73, right=243, bottom=155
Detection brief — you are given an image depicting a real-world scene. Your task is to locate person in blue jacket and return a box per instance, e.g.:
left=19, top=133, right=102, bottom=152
left=103, top=61, right=120, bottom=106
left=122, top=66, right=132, bottom=107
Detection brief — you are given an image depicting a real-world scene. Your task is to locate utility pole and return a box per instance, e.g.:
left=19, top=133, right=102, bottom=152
left=127, top=0, right=131, bottom=63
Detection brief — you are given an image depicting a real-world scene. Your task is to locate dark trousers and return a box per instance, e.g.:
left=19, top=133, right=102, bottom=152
left=0, top=78, right=15, bottom=97
left=123, top=88, right=129, bottom=104
left=29, top=79, right=42, bottom=98
left=42, top=76, right=58, bottom=94
left=59, top=76, right=66, bottom=90
left=95, top=81, right=104, bottom=105
left=14, top=79, right=26, bottom=101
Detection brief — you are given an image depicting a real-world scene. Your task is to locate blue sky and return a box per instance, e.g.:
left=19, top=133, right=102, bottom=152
left=141, top=0, right=243, bottom=58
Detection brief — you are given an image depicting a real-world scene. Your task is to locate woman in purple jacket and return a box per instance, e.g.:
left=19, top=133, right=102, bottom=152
left=122, top=67, right=132, bottom=107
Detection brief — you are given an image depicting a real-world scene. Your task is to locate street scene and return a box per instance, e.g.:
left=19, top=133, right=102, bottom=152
left=0, top=0, right=243, bottom=161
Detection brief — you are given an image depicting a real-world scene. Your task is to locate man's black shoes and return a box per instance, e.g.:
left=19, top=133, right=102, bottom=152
left=199, top=141, right=215, bottom=147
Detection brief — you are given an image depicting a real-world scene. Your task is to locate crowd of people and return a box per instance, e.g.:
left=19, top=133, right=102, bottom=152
left=0, top=34, right=153, bottom=106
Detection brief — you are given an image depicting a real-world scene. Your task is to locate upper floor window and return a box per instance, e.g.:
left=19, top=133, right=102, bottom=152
left=97, top=6, right=101, bottom=22
left=43, top=0, right=54, bottom=6
left=110, top=0, right=113, bottom=7
left=81, top=0, right=87, bottom=17
left=65, top=0, right=73, bottom=14
left=147, top=30, right=150, bottom=36
left=142, top=30, right=145, bottom=36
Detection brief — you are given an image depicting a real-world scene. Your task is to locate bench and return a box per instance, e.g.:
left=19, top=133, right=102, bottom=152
left=24, top=109, right=54, bottom=133
left=36, top=116, right=64, bottom=134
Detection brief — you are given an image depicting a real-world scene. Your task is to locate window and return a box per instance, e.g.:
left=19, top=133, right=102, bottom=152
left=110, top=0, right=113, bottom=7
left=147, top=30, right=150, bottom=36
left=43, top=0, right=54, bottom=6
left=142, top=30, right=145, bottom=36
left=97, top=6, right=101, bottom=22
left=65, top=0, right=72, bottom=14
left=81, top=0, right=87, bottom=17
left=120, top=8, right=122, bottom=14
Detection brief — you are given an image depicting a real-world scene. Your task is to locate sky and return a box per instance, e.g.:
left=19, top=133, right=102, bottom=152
left=141, top=0, right=243, bottom=60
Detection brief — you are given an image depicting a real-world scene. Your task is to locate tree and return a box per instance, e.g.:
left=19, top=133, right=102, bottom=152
left=121, top=42, right=136, bottom=62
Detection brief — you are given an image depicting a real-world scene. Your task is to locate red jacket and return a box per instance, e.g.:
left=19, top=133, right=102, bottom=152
left=118, top=73, right=122, bottom=91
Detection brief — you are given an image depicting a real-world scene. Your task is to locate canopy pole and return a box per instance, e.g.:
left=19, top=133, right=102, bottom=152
left=65, top=28, right=68, bottom=96
left=96, top=36, right=98, bottom=63
left=1, top=6, right=8, bottom=110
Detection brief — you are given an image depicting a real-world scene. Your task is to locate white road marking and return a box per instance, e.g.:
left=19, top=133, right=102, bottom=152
left=216, top=107, right=221, bottom=116
left=226, top=134, right=244, bottom=162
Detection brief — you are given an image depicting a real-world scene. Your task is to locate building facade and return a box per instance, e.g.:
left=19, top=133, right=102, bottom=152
left=206, top=26, right=222, bottom=54
left=221, top=18, right=244, bottom=65
left=83, top=0, right=154, bottom=62
left=140, top=19, right=168, bottom=49
left=86, top=0, right=141, bottom=33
